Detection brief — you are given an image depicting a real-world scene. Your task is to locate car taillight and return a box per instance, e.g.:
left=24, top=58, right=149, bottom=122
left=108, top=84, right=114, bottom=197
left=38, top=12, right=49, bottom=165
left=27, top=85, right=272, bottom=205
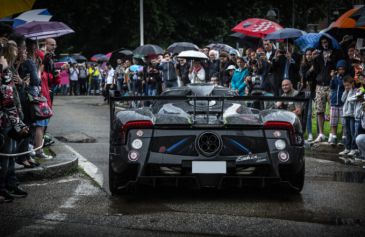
left=264, top=121, right=296, bottom=145
left=120, top=120, right=153, bottom=144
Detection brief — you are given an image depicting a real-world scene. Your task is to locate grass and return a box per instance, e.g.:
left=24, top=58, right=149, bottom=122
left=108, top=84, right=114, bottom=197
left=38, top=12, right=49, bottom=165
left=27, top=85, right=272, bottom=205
left=306, top=103, right=344, bottom=139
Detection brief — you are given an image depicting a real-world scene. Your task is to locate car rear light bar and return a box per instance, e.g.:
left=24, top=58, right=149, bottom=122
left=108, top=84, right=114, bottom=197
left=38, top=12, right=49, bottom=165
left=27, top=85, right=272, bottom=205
left=263, top=121, right=296, bottom=145
left=121, top=120, right=153, bottom=144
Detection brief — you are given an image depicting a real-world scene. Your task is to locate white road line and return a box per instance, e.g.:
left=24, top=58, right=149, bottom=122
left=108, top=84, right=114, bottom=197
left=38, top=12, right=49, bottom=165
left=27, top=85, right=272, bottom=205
left=64, top=144, right=104, bottom=187
left=23, top=177, right=79, bottom=187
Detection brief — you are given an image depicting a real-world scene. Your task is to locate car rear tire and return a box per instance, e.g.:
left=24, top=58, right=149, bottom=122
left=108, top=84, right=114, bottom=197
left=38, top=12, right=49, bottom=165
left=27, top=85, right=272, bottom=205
left=109, top=163, right=135, bottom=195
left=285, top=163, right=305, bottom=193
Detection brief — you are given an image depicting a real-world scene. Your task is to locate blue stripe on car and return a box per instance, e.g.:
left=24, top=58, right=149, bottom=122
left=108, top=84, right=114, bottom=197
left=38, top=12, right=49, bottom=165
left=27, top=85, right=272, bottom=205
left=166, top=137, right=190, bottom=153
left=228, top=138, right=251, bottom=154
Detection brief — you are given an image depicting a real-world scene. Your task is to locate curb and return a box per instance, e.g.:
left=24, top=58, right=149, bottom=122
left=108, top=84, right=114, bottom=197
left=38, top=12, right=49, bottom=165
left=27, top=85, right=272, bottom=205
left=15, top=138, right=78, bottom=182
left=305, top=142, right=344, bottom=162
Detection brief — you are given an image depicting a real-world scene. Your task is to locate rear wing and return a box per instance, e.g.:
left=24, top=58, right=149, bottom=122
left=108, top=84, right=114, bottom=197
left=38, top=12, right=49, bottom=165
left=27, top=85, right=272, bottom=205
left=109, top=91, right=310, bottom=131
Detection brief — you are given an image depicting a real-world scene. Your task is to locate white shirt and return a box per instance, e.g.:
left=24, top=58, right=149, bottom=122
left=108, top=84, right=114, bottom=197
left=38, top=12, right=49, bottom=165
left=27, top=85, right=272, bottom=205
left=69, top=67, right=79, bottom=81
left=106, top=68, right=115, bottom=84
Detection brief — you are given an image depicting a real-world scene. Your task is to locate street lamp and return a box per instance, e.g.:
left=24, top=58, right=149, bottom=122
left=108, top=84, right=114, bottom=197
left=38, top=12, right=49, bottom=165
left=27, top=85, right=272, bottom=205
left=266, top=8, right=280, bottom=22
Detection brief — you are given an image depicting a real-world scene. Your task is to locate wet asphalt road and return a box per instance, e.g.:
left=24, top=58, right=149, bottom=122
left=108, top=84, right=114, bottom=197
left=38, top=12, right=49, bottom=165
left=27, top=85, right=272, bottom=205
left=1, top=96, right=364, bottom=236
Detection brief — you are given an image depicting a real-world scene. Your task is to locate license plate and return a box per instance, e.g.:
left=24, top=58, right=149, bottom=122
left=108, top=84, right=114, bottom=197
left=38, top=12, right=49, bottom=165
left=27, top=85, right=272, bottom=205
left=192, top=161, right=227, bottom=174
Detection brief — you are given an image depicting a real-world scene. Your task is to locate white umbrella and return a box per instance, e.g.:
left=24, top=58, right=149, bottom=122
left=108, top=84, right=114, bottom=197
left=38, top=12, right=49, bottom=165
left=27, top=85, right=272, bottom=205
left=177, top=50, right=208, bottom=59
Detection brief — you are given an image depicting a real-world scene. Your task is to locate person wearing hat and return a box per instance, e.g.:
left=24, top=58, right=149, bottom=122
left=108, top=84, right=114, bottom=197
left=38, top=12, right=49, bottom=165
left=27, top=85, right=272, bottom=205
left=229, top=49, right=238, bottom=63
left=328, top=59, right=347, bottom=145
left=225, top=65, right=236, bottom=87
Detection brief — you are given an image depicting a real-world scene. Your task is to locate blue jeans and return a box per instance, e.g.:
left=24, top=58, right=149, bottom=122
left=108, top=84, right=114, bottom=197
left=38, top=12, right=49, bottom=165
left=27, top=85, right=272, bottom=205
left=147, top=85, right=157, bottom=96
left=345, top=117, right=356, bottom=150
left=306, top=98, right=313, bottom=135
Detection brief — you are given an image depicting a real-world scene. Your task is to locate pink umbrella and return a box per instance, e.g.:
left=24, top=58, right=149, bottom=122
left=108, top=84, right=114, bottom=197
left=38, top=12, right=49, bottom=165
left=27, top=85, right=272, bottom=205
left=232, top=18, right=283, bottom=38
left=105, top=52, right=112, bottom=59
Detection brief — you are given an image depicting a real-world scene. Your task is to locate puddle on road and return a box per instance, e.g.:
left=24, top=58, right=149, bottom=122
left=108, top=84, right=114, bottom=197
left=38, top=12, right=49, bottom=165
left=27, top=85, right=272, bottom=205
left=333, top=171, right=365, bottom=183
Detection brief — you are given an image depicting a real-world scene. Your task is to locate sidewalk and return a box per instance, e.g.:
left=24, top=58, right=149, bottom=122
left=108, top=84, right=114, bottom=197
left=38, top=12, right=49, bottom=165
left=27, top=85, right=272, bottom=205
left=15, top=138, right=78, bottom=182
left=305, top=141, right=365, bottom=168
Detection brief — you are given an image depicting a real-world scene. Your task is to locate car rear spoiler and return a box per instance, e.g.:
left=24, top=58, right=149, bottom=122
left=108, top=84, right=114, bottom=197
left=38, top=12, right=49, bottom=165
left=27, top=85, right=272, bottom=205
left=109, top=90, right=310, bottom=132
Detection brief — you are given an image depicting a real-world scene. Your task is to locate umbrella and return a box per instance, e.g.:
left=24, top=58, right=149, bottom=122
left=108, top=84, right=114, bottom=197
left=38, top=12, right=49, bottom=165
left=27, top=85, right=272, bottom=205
left=294, top=33, right=341, bottom=53
left=133, top=44, right=164, bottom=57
left=109, top=48, right=133, bottom=68
left=167, top=42, right=199, bottom=54
left=54, top=61, right=67, bottom=69
left=177, top=50, right=208, bottom=60
left=232, top=18, right=283, bottom=38
left=57, top=56, right=77, bottom=64
left=356, top=15, right=365, bottom=27
left=350, top=6, right=365, bottom=27
left=106, top=52, right=112, bottom=59
left=14, top=21, right=74, bottom=40
left=321, top=7, right=365, bottom=39
left=0, top=0, right=36, bottom=18
left=264, top=28, right=306, bottom=40
left=13, top=9, right=52, bottom=27
left=90, top=54, right=109, bottom=62
left=129, top=65, right=143, bottom=72
left=72, top=54, right=87, bottom=62
left=206, top=43, right=235, bottom=53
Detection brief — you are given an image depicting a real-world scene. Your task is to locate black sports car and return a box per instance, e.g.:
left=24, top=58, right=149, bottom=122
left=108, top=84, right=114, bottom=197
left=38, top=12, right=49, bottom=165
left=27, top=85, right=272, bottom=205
left=109, top=84, right=309, bottom=194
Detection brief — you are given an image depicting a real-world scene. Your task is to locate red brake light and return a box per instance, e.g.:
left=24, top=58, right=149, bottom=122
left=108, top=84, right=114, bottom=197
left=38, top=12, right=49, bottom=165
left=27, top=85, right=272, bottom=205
left=264, top=121, right=296, bottom=144
left=121, top=120, right=153, bottom=144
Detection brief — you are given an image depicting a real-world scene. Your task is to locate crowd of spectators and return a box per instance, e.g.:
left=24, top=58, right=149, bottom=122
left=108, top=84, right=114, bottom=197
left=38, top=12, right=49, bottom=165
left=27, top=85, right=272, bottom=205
left=0, top=23, right=58, bottom=203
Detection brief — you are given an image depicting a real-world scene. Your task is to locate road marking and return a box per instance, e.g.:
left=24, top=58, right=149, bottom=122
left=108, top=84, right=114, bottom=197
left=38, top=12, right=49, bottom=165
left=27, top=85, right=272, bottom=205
left=64, top=144, right=104, bottom=187
left=23, top=177, right=79, bottom=187
left=12, top=179, right=99, bottom=236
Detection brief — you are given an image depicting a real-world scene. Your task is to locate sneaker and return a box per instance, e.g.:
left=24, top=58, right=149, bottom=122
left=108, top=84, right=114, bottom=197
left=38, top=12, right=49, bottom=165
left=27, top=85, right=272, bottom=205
left=348, top=149, right=359, bottom=157
left=36, top=152, right=53, bottom=160
left=8, top=187, right=27, bottom=198
left=29, top=144, right=36, bottom=157
left=307, top=134, right=313, bottom=142
left=314, top=134, right=326, bottom=143
left=328, top=136, right=337, bottom=145
left=328, top=133, right=333, bottom=143
left=337, top=138, right=345, bottom=147
left=0, top=190, right=14, bottom=203
left=339, top=149, right=350, bottom=156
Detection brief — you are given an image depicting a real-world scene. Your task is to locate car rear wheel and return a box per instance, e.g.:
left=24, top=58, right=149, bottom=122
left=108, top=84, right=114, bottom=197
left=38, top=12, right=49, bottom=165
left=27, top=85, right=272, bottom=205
left=284, top=163, right=305, bottom=193
left=109, top=163, right=136, bottom=195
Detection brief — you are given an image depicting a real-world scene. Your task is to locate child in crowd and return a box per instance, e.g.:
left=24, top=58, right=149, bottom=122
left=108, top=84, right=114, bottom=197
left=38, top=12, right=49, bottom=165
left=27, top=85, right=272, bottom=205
left=328, top=60, right=346, bottom=145
left=339, top=75, right=357, bottom=157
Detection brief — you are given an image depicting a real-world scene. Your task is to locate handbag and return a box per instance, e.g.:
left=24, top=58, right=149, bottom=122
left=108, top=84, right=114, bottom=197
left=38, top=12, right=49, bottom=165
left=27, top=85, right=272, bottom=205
left=28, top=94, right=53, bottom=121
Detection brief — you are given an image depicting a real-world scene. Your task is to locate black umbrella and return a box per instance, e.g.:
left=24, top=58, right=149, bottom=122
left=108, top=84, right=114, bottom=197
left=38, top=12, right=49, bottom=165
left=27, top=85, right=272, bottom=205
left=109, top=48, right=133, bottom=68
left=167, top=42, right=199, bottom=55
left=72, top=54, right=87, bottom=62
left=206, top=43, right=235, bottom=53
left=133, top=44, right=164, bottom=57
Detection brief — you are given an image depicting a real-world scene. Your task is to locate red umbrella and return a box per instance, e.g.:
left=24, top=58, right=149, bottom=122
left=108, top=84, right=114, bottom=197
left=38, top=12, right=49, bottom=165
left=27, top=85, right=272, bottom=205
left=232, top=18, right=283, bottom=38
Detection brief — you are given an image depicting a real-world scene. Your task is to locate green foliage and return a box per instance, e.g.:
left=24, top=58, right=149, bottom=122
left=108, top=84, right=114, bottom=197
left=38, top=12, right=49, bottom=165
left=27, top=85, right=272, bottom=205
left=33, top=0, right=351, bottom=57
